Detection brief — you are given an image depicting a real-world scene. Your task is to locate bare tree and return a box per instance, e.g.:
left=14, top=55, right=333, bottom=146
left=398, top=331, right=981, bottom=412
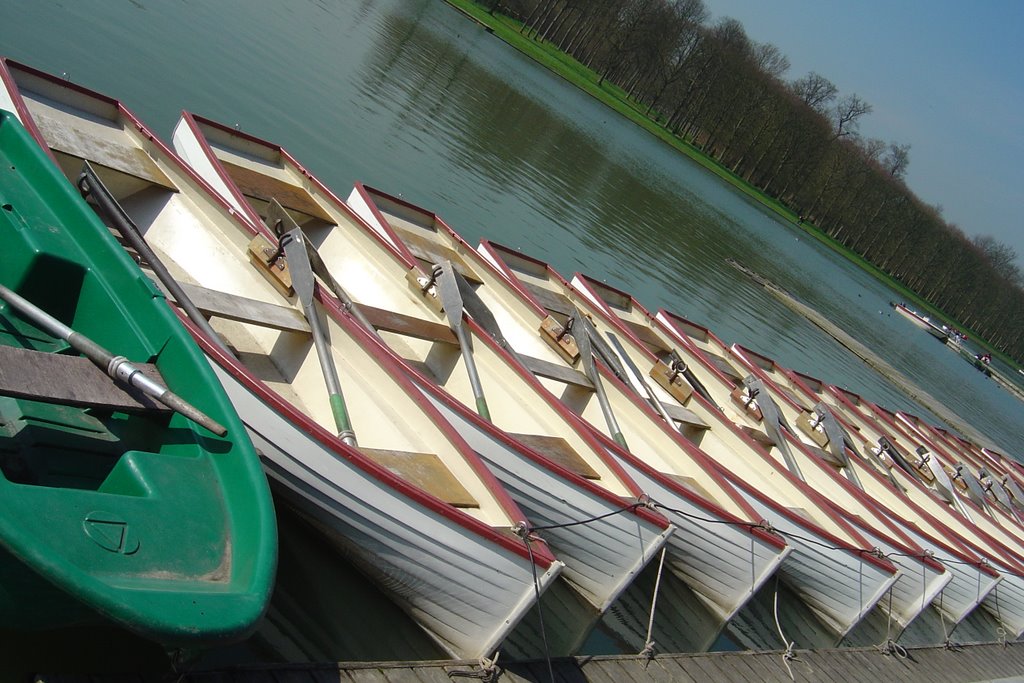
left=833, top=93, right=872, bottom=138
left=791, top=72, right=837, bottom=112
left=882, top=142, right=911, bottom=179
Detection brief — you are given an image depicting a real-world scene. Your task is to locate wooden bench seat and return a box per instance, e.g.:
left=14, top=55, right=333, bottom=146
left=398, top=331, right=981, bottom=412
left=660, top=401, right=709, bottom=430
left=222, top=159, right=334, bottom=224
left=622, top=319, right=672, bottom=353
left=360, top=447, right=478, bottom=508
left=510, top=432, right=601, bottom=480
left=152, top=276, right=312, bottom=334
left=519, top=354, right=592, bottom=389
left=0, top=345, right=168, bottom=413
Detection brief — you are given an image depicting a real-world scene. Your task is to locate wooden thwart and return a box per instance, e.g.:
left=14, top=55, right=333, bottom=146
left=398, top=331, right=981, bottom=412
left=660, top=402, right=709, bottom=430
left=622, top=319, right=672, bottom=353
left=222, top=159, right=334, bottom=224
left=519, top=353, right=592, bottom=389
left=360, top=447, right=478, bottom=508
left=34, top=113, right=176, bottom=191
left=0, top=345, right=169, bottom=413
left=394, top=227, right=481, bottom=283
left=510, top=432, right=601, bottom=480
left=523, top=281, right=575, bottom=318
left=153, top=277, right=312, bottom=335
left=707, top=354, right=743, bottom=383
left=359, top=304, right=458, bottom=345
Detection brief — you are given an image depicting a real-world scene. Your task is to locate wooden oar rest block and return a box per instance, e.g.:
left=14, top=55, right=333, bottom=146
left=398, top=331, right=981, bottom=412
left=360, top=447, right=478, bottom=508
left=539, top=315, right=579, bottom=363
left=248, top=233, right=293, bottom=298
left=646, top=358, right=692, bottom=406
left=729, top=386, right=764, bottom=420
left=510, top=433, right=601, bottom=480
left=406, top=267, right=444, bottom=314
left=0, top=345, right=169, bottom=413
left=795, top=412, right=830, bottom=448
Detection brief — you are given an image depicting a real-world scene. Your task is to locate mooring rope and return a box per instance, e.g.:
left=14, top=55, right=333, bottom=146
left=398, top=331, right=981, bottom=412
left=993, top=584, right=1008, bottom=648
left=514, top=524, right=556, bottom=683
left=874, top=586, right=908, bottom=658
left=640, top=546, right=668, bottom=661
left=772, top=575, right=797, bottom=681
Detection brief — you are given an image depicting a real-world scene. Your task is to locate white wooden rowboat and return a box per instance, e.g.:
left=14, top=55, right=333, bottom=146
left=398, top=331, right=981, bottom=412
left=467, top=240, right=903, bottom=643
left=723, top=342, right=1024, bottom=637
left=651, top=310, right=1003, bottom=634
left=564, top=272, right=960, bottom=640
left=171, top=113, right=678, bottom=656
left=344, top=184, right=800, bottom=651
left=0, top=58, right=566, bottom=660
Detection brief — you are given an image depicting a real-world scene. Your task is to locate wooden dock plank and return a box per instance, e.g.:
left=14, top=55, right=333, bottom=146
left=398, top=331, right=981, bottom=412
left=34, top=641, right=1024, bottom=683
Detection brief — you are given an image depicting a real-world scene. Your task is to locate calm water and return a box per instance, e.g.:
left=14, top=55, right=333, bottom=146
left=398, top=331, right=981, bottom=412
left=2, top=0, right=1023, bottom=660
left=3, top=0, right=1019, bottom=453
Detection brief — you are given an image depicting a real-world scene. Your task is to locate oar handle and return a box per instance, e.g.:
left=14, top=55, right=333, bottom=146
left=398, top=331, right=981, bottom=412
left=0, top=283, right=227, bottom=436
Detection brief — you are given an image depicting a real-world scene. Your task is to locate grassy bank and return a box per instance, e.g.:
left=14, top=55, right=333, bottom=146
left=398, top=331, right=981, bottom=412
left=444, top=0, right=1016, bottom=367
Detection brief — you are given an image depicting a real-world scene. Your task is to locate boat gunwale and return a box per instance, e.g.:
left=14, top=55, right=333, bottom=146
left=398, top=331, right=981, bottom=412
left=352, top=191, right=799, bottom=551
left=0, top=81, right=278, bottom=644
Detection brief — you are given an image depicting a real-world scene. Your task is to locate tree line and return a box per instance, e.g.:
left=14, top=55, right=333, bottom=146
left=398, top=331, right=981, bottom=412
left=484, top=0, right=1023, bottom=361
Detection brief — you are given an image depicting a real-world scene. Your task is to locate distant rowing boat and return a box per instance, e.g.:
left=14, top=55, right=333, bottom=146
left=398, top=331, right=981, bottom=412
left=891, top=302, right=950, bottom=342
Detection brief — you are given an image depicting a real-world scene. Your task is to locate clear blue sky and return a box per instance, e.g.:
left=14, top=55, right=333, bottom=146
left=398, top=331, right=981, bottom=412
left=703, top=0, right=1024, bottom=265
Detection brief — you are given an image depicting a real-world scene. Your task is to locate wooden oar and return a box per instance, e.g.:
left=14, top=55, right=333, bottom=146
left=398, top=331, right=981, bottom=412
left=811, top=403, right=865, bottom=490
left=741, top=376, right=804, bottom=481
left=433, top=261, right=491, bottom=421
left=77, top=162, right=230, bottom=355
left=571, top=309, right=628, bottom=449
left=0, top=283, right=227, bottom=436
left=280, top=228, right=357, bottom=446
left=605, top=330, right=681, bottom=433
left=265, top=199, right=379, bottom=337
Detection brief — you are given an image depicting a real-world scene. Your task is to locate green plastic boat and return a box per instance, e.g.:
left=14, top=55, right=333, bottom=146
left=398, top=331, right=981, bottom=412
left=0, top=110, right=276, bottom=646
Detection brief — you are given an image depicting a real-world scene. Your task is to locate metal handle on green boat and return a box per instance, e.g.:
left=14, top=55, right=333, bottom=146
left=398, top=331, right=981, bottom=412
left=572, top=309, right=627, bottom=449
left=0, top=283, right=227, bottom=437
left=434, top=261, right=491, bottom=422
left=280, top=228, right=357, bottom=446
